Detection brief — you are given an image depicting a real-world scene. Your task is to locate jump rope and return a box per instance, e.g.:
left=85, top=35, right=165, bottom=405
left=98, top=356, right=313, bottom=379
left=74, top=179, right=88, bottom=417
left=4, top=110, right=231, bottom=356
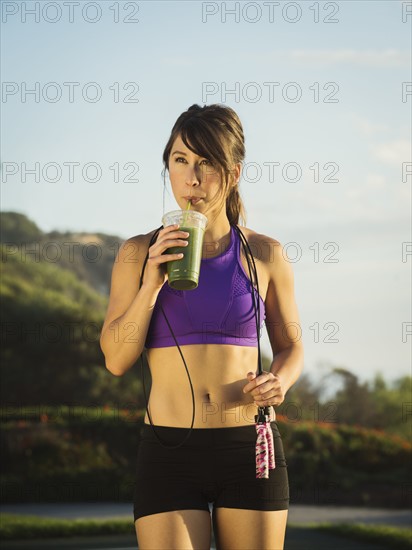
left=138, top=223, right=276, bottom=478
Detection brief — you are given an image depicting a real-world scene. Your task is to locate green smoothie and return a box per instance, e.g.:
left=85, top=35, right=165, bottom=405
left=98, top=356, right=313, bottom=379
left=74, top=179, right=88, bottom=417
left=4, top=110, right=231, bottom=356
left=166, top=225, right=205, bottom=290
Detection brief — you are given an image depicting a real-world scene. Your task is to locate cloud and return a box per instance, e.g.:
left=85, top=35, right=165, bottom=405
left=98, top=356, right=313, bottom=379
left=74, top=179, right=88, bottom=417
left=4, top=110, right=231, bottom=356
left=370, top=139, right=411, bottom=165
left=350, top=113, right=388, bottom=136
left=365, top=173, right=386, bottom=189
left=165, top=49, right=411, bottom=70
left=286, top=48, right=410, bottom=67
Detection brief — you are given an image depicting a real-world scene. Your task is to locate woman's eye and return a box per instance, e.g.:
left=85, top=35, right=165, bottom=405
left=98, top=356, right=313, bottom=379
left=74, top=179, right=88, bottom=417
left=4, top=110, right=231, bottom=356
left=175, top=157, right=212, bottom=166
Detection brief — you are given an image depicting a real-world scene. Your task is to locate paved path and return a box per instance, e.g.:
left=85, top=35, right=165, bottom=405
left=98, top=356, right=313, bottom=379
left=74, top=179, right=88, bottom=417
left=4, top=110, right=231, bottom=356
left=1, top=502, right=410, bottom=527
left=1, top=503, right=410, bottom=550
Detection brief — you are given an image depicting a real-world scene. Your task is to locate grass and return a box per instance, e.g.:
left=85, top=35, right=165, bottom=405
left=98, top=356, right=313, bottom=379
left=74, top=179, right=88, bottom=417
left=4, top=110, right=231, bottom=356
left=0, top=515, right=134, bottom=540
left=0, top=514, right=411, bottom=549
left=293, top=522, right=412, bottom=549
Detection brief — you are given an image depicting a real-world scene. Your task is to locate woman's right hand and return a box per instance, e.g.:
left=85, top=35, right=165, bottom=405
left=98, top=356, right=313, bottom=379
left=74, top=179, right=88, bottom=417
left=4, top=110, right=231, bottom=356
left=143, top=224, right=189, bottom=291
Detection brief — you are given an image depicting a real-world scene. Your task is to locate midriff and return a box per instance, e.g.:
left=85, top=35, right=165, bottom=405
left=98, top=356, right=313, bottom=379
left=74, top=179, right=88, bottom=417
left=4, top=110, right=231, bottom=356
left=144, top=343, right=276, bottom=428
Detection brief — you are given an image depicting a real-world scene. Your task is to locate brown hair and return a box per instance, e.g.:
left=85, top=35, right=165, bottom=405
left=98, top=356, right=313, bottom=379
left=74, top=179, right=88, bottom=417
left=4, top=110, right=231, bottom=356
left=162, top=104, right=247, bottom=226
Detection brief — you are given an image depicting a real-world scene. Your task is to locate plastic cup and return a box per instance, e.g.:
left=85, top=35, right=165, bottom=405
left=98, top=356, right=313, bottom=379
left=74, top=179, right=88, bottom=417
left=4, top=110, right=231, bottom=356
left=162, top=209, right=208, bottom=290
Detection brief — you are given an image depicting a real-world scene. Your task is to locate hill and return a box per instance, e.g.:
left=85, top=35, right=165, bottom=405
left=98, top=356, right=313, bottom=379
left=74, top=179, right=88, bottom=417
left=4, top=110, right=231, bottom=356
left=1, top=211, right=124, bottom=295
left=0, top=211, right=146, bottom=406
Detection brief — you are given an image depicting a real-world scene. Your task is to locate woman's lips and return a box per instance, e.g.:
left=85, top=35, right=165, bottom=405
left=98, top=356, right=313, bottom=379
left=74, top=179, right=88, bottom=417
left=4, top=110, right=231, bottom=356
left=185, top=197, right=203, bottom=204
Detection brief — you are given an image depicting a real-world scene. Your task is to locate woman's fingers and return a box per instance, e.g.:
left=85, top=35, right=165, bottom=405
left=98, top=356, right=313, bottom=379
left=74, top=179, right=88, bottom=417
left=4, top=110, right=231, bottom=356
left=148, top=252, right=184, bottom=264
left=150, top=225, right=189, bottom=258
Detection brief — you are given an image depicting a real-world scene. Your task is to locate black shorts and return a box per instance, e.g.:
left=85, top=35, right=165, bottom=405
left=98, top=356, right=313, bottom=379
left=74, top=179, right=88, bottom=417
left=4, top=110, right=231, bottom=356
left=133, top=421, right=289, bottom=521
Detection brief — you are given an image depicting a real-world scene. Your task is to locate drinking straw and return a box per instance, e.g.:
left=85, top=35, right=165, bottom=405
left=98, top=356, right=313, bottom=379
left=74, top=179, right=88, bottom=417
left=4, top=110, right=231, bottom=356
left=183, top=199, right=191, bottom=226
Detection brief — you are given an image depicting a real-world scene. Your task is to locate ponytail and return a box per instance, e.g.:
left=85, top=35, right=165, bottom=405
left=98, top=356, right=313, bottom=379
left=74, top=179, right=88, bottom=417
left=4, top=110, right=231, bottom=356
left=226, top=185, right=247, bottom=227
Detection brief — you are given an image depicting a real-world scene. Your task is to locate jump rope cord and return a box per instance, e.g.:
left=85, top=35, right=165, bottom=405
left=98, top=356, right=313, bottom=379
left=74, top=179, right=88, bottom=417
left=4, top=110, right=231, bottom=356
left=139, top=225, right=195, bottom=449
left=234, top=227, right=272, bottom=422
left=138, top=223, right=268, bottom=449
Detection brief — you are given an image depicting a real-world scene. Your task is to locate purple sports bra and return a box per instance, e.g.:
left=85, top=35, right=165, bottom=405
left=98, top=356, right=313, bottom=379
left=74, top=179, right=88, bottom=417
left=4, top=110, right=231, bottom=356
left=144, top=225, right=266, bottom=349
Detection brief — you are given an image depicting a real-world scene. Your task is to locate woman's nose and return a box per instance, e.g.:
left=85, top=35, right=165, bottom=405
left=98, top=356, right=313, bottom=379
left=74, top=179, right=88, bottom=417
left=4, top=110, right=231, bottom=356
left=185, top=165, right=201, bottom=185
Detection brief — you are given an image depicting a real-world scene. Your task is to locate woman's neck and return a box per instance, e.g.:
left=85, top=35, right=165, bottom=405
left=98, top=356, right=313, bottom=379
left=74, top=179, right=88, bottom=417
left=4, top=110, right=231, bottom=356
left=202, top=218, right=232, bottom=258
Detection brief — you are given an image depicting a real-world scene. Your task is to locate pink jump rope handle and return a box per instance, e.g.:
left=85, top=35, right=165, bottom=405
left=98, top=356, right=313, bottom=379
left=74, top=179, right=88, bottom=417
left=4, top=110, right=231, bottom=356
left=255, top=416, right=276, bottom=479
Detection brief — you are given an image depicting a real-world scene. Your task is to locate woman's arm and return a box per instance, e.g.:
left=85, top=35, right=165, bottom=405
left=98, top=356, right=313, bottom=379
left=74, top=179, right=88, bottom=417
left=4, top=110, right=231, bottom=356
left=100, top=234, right=160, bottom=376
left=243, top=235, right=304, bottom=407
left=264, top=237, right=304, bottom=395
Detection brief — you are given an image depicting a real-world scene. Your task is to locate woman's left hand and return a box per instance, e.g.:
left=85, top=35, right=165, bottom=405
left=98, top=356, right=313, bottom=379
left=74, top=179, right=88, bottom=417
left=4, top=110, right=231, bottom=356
left=242, top=371, right=284, bottom=408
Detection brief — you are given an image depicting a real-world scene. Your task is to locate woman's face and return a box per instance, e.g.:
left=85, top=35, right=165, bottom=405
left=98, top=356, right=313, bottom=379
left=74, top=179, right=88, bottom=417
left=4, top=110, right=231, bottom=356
left=168, top=134, right=239, bottom=213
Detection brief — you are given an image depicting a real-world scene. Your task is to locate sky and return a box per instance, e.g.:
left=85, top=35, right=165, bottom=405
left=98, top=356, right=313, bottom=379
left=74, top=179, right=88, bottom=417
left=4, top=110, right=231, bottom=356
left=1, top=0, right=411, bottom=388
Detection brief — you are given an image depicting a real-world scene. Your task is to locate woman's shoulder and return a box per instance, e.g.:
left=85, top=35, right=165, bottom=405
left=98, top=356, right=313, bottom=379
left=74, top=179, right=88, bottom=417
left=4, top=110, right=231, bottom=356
left=236, top=225, right=282, bottom=263
left=114, top=228, right=162, bottom=273
left=126, top=226, right=162, bottom=250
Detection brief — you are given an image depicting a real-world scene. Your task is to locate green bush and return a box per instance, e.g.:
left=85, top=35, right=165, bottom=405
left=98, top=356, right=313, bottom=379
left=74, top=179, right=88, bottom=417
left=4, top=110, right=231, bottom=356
left=1, top=410, right=410, bottom=506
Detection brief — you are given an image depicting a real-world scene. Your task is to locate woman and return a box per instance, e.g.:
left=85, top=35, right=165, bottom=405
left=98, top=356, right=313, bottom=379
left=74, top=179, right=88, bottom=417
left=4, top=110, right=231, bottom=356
left=100, top=104, right=304, bottom=550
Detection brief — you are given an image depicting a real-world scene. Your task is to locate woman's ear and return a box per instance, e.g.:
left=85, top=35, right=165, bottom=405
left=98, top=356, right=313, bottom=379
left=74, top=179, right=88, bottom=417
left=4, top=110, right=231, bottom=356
left=230, top=162, right=242, bottom=184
